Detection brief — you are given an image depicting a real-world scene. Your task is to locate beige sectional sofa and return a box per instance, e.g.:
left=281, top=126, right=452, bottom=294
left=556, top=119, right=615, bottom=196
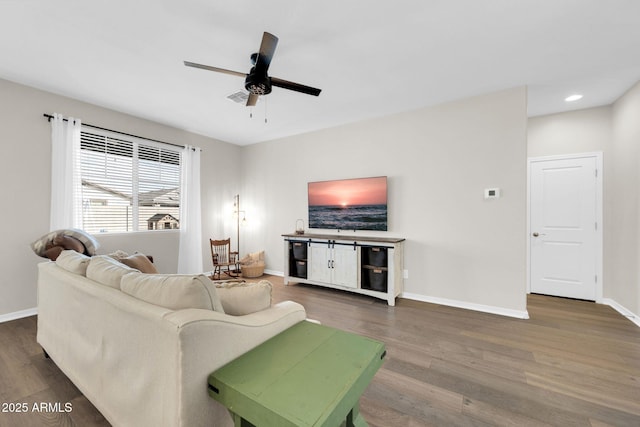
left=37, top=251, right=307, bottom=427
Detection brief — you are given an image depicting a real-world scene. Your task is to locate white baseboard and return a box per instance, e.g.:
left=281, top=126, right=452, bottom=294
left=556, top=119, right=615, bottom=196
left=267, top=271, right=530, bottom=319
left=402, top=292, right=530, bottom=319
left=264, top=269, right=283, bottom=277
left=0, top=307, right=38, bottom=323
left=602, top=298, right=640, bottom=328
left=240, top=270, right=639, bottom=327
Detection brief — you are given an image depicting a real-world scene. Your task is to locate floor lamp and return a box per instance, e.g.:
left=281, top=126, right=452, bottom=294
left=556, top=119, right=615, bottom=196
left=233, top=194, right=246, bottom=256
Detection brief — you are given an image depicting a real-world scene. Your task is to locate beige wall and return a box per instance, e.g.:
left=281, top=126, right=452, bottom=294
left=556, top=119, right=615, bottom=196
left=0, top=80, right=532, bottom=319
left=527, top=82, right=640, bottom=319
left=0, top=78, right=240, bottom=318
left=7, top=72, right=639, bottom=322
left=527, top=106, right=612, bottom=157
left=611, top=81, right=640, bottom=316
left=241, top=87, right=529, bottom=315
left=9, top=74, right=637, bottom=321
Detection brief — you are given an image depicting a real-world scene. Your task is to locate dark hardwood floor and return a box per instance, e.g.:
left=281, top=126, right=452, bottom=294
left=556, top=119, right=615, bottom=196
left=1, top=275, right=639, bottom=426
left=0, top=316, right=110, bottom=427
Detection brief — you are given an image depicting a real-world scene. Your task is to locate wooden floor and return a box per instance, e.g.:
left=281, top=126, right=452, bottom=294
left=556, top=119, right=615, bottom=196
left=1, top=276, right=639, bottom=426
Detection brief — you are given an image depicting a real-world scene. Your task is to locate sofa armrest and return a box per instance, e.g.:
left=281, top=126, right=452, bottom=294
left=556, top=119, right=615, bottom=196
left=162, top=301, right=306, bottom=427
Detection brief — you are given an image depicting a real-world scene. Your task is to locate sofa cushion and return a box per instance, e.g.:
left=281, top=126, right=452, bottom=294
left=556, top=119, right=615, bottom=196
left=215, top=280, right=272, bottom=316
left=120, top=253, right=158, bottom=274
left=87, top=255, right=139, bottom=289
left=55, top=250, right=91, bottom=276
left=121, top=273, right=224, bottom=312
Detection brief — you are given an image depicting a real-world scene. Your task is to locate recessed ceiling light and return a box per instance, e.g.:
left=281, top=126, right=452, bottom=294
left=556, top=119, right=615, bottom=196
left=565, top=94, right=583, bottom=102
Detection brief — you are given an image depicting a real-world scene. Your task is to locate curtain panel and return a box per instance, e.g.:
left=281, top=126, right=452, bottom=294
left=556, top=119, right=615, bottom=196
left=177, top=146, right=203, bottom=274
left=50, top=113, right=82, bottom=230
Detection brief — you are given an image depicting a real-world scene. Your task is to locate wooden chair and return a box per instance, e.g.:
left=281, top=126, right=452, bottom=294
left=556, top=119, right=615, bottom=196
left=210, top=238, right=240, bottom=280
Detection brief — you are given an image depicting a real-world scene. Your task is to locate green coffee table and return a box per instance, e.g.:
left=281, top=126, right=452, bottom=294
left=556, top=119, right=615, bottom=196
left=208, top=321, right=386, bottom=427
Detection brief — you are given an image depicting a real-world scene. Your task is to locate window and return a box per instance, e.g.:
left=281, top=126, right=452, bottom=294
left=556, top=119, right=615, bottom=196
left=78, top=129, right=181, bottom=233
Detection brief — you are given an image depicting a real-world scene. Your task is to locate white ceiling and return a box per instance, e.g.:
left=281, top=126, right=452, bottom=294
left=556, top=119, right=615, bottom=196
left=1, top=1, right=640, bottom=145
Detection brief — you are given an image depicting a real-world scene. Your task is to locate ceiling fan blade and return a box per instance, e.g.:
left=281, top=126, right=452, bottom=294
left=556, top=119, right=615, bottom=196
left=256, top=32, right=278, bottom=70
left=183, top=61, right=246, bottom=78
left=246, top=93, right=259, bottom=107
left=271, top=77, right=322, bottom=96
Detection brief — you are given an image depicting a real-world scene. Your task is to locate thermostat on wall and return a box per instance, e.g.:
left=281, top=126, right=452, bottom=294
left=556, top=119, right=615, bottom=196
left=484, top=188, right=501, bottom=199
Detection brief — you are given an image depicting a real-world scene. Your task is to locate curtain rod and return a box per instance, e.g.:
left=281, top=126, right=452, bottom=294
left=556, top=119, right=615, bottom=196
left=43, top=113, right=190, bottom=150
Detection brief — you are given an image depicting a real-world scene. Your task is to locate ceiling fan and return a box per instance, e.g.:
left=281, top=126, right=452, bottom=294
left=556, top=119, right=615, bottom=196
left=184, top=32, right=322, bottom=107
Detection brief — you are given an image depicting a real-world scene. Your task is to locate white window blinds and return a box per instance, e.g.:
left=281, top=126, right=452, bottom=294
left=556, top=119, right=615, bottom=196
left=78, top=129, right=181, bottom=233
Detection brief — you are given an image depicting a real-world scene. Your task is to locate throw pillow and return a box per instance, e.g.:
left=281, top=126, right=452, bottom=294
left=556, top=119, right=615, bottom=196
left=87, top=255, right=139, bottom=289
left=214, top=280, right=272, bottom=316
left=55, top=250, right=91, bottom=276
left=31, top=228, right=100, bottom=258
left=120, top=253, right=158, bottom=274
left=121, top=273, right=225, bottom=312
left=62, top=229, right=100, bottom=255
left=107, top=250, right=130, bottom=261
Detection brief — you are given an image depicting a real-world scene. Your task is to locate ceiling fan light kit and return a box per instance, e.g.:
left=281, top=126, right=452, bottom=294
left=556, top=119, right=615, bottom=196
left=184, top=32, right=321, bottom=108
left=245, top=75, right=271, bottom=96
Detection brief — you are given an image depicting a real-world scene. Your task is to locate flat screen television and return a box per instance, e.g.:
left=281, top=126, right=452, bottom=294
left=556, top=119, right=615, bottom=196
left=308, top=176, right=387, bottom=231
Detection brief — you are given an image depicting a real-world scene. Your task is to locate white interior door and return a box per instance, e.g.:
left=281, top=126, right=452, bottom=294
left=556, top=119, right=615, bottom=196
left=529, top=154, right=601, bottom=301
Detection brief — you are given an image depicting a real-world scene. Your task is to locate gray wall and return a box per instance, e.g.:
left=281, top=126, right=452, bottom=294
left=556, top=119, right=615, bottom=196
left=0, top=77, right=240, bottom=318
left=241, top=87, right=529, bottom=316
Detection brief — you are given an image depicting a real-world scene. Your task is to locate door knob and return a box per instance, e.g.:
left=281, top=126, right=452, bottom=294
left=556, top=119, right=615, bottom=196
left=532, top=232, right=539, bottom=237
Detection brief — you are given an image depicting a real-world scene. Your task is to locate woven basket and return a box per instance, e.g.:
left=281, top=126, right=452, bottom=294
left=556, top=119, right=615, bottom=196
left=241, top=262, right=265, bottom=278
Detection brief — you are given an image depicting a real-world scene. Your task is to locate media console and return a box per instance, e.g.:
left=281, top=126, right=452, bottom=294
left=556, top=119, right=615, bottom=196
left=282, top=233, right=405, bottom=306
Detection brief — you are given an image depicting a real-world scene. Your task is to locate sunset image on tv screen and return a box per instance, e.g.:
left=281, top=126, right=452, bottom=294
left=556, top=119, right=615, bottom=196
left=308, top=176, right=387, bottom=231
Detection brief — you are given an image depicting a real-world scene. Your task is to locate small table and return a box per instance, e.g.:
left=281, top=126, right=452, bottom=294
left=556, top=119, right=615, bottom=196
left=208, top=321, right=386, bottom=427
